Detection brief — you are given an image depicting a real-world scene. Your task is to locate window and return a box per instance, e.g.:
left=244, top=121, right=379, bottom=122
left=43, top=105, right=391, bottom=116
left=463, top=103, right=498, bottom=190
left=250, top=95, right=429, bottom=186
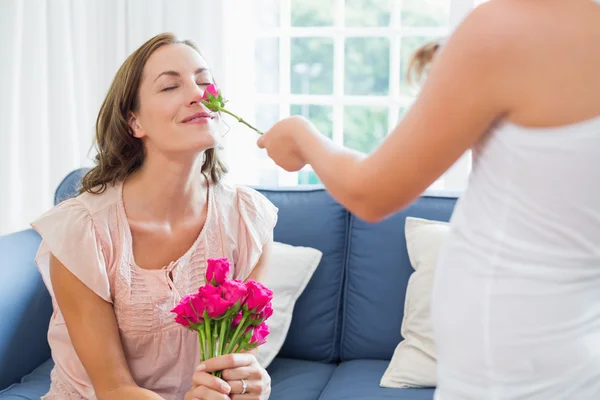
left=221, top=0, right=478, bottom=189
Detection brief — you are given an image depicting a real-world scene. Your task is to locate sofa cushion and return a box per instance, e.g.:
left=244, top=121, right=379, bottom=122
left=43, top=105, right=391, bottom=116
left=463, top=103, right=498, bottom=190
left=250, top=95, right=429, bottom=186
left=0, top=358, right=52, bottom=399
left=267, top=358, right=336, bottom=400
left=0, top=229, right=51, bottom=391
left=340, top=192, right=458, bottom=361
left=317, top=359, right=435, bottom=400
left=381, top=217, right=449, bottom=388
left=257, top=242, right=322, bottom=368
left=258, top=188, right=349, bottom=362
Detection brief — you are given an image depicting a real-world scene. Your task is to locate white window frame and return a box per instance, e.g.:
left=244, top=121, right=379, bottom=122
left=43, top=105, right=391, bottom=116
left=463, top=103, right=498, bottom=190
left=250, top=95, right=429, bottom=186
left=220, top=0, right=477, bottom=188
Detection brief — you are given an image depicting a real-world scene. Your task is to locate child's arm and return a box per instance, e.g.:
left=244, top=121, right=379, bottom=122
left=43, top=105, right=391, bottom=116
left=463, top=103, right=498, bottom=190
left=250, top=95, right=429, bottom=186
left=259, top=3, right=512, bottom=222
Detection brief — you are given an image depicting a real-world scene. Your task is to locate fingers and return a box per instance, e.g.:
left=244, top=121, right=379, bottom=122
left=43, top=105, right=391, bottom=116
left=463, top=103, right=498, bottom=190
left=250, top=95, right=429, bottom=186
left=227, top=378, right=266, bottom=397
left=221, top=366, right=262, bottom=381
left=230, top=394, right=262, bottom=400
left=186, top=384, right=230, bottom=400
left=197, top=353, right=255, bottom=373
left=191, top=371, right=231, bottom=395
left=256, top=135, right=265, bottom=148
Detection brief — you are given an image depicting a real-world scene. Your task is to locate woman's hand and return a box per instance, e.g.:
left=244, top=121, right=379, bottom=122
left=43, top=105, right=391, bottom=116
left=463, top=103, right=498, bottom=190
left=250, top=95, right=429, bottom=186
left=257, top=115, right=315, bottom=172
left=185, top=353, right=271, bottom=400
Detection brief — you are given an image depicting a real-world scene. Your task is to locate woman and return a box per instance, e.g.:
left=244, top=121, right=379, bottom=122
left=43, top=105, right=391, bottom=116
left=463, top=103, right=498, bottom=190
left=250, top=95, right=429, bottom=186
left=31, top=33, right=276, bottom=400
left=258, top=1, right=600, bottom=399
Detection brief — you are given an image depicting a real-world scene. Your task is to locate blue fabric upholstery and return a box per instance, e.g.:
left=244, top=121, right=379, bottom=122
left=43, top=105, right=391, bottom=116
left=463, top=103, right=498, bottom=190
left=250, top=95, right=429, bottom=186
left=0, top=358, right=336, bottom=400
left=0, top=230, right=51, bottom=391
left=0, top=358, right=52, bottom=399
left=267, top=358, right=336, bottom=400
left=318, top=360, right=435, bottom=400
left=54, top=168, right=88, bottom=205
left=340, top=194, right=457, bottom=361
left=257, top=188, right=348, bottom=362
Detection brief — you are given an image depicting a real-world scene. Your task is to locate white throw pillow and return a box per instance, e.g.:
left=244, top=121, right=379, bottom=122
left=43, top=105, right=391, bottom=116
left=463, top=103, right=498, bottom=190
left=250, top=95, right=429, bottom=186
left=380, top=217, right=449, bottom=388
left=256, top=241, right=322, bottom=368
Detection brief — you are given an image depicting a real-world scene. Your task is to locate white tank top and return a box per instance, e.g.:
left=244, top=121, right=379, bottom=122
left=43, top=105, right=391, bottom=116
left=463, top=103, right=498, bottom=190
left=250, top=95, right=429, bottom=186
left=431, top=115, right=600, bottom=399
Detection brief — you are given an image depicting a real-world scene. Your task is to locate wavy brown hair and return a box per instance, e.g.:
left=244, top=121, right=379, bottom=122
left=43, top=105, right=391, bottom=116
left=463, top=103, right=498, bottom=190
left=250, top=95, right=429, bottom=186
left=80, top=33, right=227, bottom=194
left=406, top=40, right=442, bottom=86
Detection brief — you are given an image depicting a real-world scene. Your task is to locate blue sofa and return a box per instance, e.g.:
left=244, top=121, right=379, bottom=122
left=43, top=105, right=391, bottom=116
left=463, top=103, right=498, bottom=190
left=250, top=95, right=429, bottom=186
left=0, top=168, right=459, bottom=400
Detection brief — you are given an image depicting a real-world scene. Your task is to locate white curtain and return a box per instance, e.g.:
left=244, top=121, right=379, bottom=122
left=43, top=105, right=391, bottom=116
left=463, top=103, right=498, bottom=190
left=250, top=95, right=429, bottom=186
left=0, top=0, right=251, bottom=235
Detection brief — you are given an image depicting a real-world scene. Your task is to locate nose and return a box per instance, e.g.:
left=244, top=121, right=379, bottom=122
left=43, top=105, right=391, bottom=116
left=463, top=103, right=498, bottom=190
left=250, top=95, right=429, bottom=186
left=188, top=85, right=205, bottom=107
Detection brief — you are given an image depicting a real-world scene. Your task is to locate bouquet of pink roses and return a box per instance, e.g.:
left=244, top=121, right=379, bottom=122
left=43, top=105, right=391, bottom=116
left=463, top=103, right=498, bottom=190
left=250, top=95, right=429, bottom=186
left=170, top=258, right=273, bottom=377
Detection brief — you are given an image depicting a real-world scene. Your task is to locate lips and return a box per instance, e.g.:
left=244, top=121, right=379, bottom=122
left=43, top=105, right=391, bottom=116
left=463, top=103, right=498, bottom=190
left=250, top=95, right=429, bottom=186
left=182, top=112, right=214, bottom=123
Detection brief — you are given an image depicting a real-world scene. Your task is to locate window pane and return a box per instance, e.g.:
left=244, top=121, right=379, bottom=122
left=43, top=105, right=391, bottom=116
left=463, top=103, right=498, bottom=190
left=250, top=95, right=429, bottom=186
left=291, top=0, right=335, bottom=27
left=255, top=38, right=279, bottom=94
left=345, top=0, right=392, bottom=27
left=290, top=104, right=333, bottom=138
left=298, top=169, right=322, bottom=184
left=291, top=38, right=333, bottom=95
left=400, top=0, right=450, bottom=28
left=399, top=36, right=439, bottom=96
left=254, top=0, right=280, bottom=28
left=343, top=106, right=388, bottom=153
left=255, top=104, right=280, bottom=137
left=345, top=37, right=390, bottom=95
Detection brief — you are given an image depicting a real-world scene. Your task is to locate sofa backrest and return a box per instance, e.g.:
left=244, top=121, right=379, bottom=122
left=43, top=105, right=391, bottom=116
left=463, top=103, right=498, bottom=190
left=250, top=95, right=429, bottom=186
left=0, top=229, right=51, bottom=390
left=256, top=188, right=349, bottom=363
left=339, top=194, right=457, bottom=361
left=258, top=186, right=459, bottom=362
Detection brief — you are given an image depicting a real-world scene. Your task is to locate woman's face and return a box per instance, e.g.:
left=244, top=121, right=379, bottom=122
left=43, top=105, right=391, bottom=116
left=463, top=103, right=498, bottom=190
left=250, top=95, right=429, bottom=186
left=129, top=43, right=220, bottom=157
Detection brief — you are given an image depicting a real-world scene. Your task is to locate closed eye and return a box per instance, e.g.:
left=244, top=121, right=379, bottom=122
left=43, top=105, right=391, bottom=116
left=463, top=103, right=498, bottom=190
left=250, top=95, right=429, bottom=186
left=161, top=83, right=211, bottom=92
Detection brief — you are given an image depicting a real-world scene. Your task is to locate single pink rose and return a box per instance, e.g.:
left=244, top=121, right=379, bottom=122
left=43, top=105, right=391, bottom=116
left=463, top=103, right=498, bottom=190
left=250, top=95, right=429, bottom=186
left=198, top=284, right=232, bottom=319
left=250, top=323, right=270, bottom=346
left=250, top=302, right=274, bottom=324
left=198, top=281, right=221, bottom=297
left=205, top=258, right=230, bottom=286
left=189, top=293, right=207, bottom=322
left=198, top=84, right=263, bottom=135
left=171, top=294, right=203, bottom=326
left=205, top=83, right=219, bottom=98
left=232, top=312, right=243, bottom=328
left=244, top=280, right=273, bottom=313
left=221, top=279, right=248, bottom=305
left=174, top=315, right=191, bottom=327
left=259, top=303, right=273, bottom=320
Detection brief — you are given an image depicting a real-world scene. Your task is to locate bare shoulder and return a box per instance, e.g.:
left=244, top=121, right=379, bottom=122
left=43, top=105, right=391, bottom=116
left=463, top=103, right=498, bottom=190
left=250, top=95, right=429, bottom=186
left=457, top=0, right=598, bottom=46
left=453, top=0, right=600, bottom=125
left=450, top=0, right=547, bottom=57
left=469, top=0, right=600, bottom=54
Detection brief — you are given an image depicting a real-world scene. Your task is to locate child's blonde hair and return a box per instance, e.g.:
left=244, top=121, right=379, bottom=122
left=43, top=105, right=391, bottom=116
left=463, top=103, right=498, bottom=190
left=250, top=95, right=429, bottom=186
left=406, top=40, right=442, bottom=86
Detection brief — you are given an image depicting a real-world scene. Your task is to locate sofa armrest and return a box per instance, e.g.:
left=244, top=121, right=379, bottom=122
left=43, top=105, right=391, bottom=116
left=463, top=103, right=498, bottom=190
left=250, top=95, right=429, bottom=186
left=0, top=229, right=52, bottom=390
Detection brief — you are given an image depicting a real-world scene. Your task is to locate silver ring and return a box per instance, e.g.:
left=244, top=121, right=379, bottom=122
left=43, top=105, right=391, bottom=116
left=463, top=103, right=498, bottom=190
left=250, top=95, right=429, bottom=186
left=240, top=379, right=247, bottom=394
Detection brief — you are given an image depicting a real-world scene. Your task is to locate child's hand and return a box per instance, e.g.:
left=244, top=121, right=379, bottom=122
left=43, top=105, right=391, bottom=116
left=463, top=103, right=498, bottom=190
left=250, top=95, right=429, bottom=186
left=257, top=116, right=314, bottom=172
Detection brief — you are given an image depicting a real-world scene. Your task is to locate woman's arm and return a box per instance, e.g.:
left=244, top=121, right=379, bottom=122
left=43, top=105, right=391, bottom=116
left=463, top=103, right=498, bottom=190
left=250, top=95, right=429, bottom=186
left=259, top=3, right=516, bottom=222
left=244, top=232, right=273, bottom=284
left=49, top=254, right=164, bottom=400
